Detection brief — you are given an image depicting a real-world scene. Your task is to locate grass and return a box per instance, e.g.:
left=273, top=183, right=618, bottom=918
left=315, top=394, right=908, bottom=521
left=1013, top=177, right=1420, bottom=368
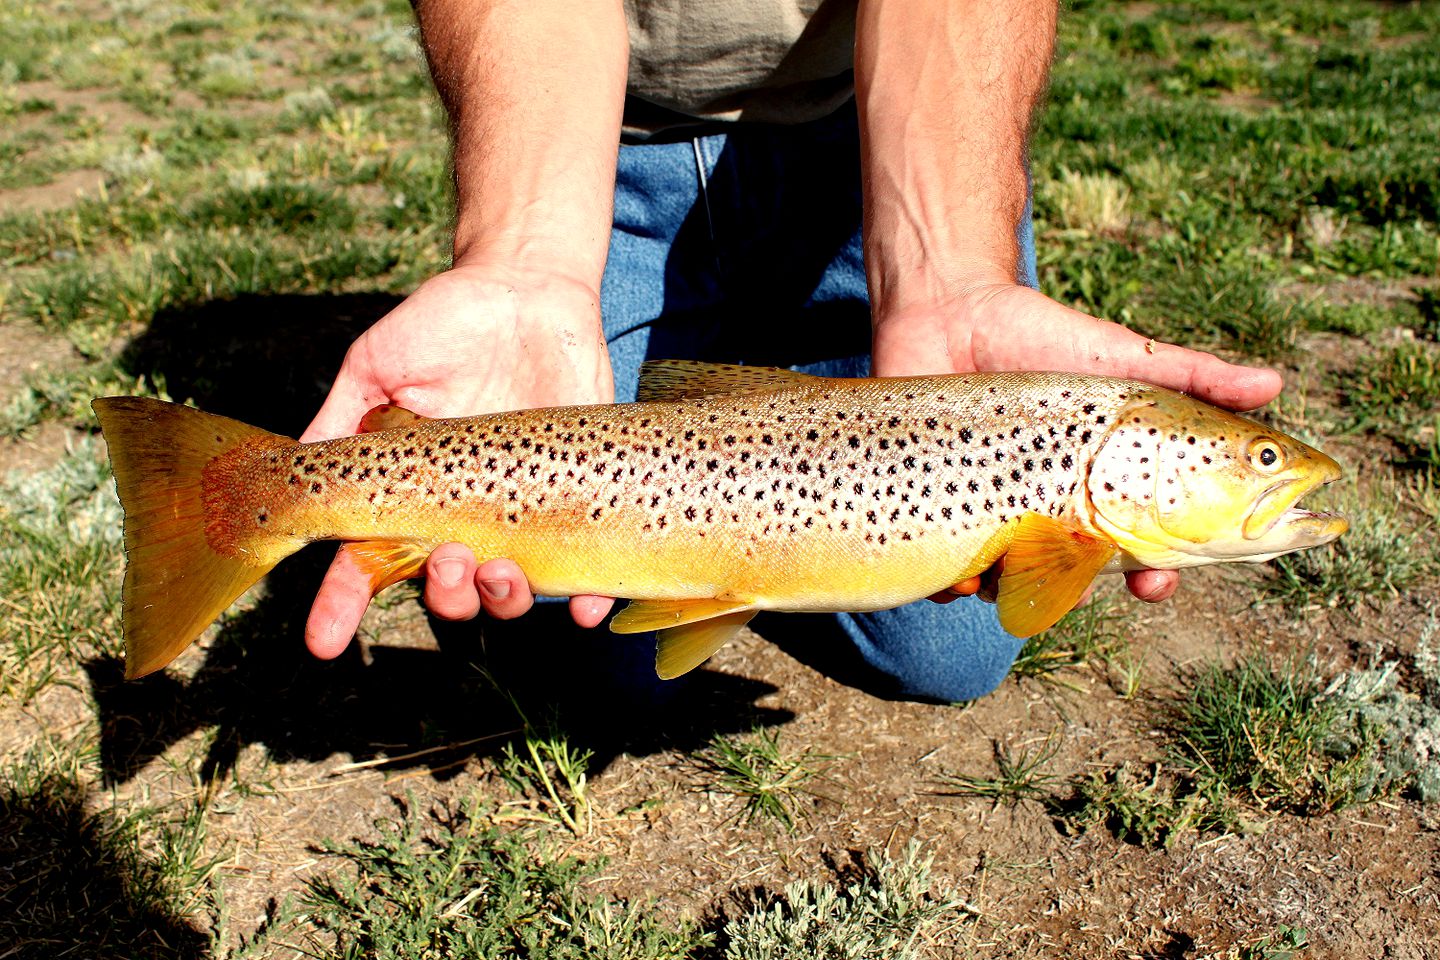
left=1261, top=475, right=1438, bottom=611
left=1009, top=594, right=1129, bottom=688
left=0, top=747, right=224, bottom=959
left=936, top=735, right=1064, bottom=808
left=296, top=793, right=708, bottom=960
left=697, top=726, right=840, bottom=832
left=0, top=0, right=1437, bottom=954
left=1165, top=654, right=1384, bottom=815
left=0, top=436, right=124, bottom=701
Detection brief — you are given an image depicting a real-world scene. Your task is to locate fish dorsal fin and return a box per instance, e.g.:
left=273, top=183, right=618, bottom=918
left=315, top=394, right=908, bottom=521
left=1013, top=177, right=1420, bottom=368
left=996, top=514, right=1117, bottom=638
left=359, top=403, right=430, bottom=433
left=655, top=611, right=758, bottom=679
left=609, top=597, right=755, bottom=634
left=637, top=360, right=818, bottom=402
left=341, top=540, right=431, bottom=595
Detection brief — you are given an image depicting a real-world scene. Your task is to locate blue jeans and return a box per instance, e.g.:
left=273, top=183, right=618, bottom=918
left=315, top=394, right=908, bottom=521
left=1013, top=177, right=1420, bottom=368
left=594, top=105, right=1036, bottom=703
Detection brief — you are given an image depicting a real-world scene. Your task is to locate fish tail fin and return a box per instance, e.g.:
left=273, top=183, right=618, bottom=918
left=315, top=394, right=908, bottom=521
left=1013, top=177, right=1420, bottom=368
left=92, top=397, right=299, bottom=679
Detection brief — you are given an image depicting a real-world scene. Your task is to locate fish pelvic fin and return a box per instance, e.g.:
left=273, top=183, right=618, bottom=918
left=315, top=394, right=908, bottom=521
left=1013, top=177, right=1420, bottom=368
left=92, top=397, right=300, bottom=679
left=996, top=513, right=1117, bottom=638
left=637, top=360, right=819, bottom=402
left=609, top=597, right=756, bottom=634
left=655, top=610, right=758, bottom=679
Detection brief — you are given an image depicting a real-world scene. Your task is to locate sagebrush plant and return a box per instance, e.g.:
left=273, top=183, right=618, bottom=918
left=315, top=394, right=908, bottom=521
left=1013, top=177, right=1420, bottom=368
left=698, top=726, right=840, bottom=832
left=298, top=793, right=707, bottom=960
left=720, top=842, right=962, bottom=960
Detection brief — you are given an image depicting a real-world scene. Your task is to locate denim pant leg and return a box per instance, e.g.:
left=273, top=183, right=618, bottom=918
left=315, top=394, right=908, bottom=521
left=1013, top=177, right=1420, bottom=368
left=598, top=113, right=1038, bottom=703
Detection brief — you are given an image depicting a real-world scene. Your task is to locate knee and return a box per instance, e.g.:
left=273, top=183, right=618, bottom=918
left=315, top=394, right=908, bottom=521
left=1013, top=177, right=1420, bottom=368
left=847, top=600, right=1025, bottom=704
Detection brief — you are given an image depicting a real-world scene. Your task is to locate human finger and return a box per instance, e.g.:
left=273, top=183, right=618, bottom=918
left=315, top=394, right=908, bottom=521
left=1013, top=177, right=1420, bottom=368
left=569, top=595, right=616, bottom=627
left=305, top=545, right=374, bottom=659
left=474, top=556, right=537, bottom=620
left=1125, top=568, right=1178, bottom=603
left=301, top=359, right=380, bottom=443
left=423, top=543, right=484, bottom=621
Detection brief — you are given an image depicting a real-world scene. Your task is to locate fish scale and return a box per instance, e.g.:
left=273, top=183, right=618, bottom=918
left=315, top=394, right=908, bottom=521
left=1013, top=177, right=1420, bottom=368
left=216, top=372, right=1136, bottom=611
left=93, top=362, right=1346, bottom=679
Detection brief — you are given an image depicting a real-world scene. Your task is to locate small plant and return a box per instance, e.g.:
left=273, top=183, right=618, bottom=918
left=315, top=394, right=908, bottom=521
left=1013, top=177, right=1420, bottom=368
left=936, top=734, right=1063, bottom=807
left=720, top=842, right=962, bottom=960
left=496, top=713, right=593, bottom=836
left=1237, top=924, right=1310, bottom=960
left=1166, top=654, right=1383, bottom=814
left=698, top=726, right=839, bottom=831
left=1058, top=762, right=1247, bottom=849
left=300, top=793, right=707, bottom=960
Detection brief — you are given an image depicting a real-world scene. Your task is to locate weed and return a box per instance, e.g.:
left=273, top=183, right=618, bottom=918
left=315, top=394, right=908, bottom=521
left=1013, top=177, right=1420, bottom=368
left=298, top=793, right=707, bottom=960
left=720, top=842, right=962, bottom=960
left=698, top=726, right=839, bottom=832
left=937, top=734, right=1063, bottom=807
left=1166, top=654, right=1383, bottom=814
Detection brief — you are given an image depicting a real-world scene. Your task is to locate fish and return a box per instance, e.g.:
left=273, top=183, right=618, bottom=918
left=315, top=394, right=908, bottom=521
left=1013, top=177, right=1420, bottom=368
left=92, top=360, right=1348, bottom=681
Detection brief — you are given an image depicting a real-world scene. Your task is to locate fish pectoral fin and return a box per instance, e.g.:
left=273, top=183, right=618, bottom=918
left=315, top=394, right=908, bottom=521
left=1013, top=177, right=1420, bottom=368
left=655, top=611, right=759, bottom=679
left=996, top=514, right=1117, bottom=638
left=609, top=597, right=755, bottom=634
left=359, top=403, right=430, bottom=433
left=342, top=540, right=432, bottom=596
left=637, top=360, right=819, bottom=402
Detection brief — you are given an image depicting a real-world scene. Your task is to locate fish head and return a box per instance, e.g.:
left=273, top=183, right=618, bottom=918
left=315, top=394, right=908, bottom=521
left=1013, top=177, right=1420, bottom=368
left=1085, top=390, right=1347, bottom=567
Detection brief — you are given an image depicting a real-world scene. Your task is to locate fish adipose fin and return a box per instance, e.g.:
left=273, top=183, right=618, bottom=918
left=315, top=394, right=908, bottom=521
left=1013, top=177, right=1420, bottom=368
left=359, top=403, right=430, bottom=433
left=92, top=397, right=301, bottom=679
left=637, top=360, right=819, bottom=402
left=655, top=610, right=759, bottom=679
left=341, top=540, right=431, bottom=595
left=996, top=513, right=1116, bottom=638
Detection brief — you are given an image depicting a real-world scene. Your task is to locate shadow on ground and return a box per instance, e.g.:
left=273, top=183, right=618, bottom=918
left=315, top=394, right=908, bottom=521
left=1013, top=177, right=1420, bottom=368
left=93, top=293, right=790, bottom=787
left=0, top=774, right=209, bottom=960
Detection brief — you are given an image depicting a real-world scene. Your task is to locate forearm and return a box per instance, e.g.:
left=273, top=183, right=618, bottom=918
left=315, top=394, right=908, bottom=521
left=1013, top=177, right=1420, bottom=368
left=414, top=0, right=628, bottom=287
left=856, top=0, right=1055, bottom=318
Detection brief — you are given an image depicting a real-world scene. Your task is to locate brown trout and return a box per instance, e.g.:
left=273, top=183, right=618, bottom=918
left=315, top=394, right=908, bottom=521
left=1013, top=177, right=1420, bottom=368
left=93, top=361, right=1347, bottom=680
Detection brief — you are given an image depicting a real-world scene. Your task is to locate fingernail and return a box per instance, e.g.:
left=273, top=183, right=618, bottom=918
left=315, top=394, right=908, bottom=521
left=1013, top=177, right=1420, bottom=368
left=434, top=557, right=466, bottom=587
left=481, top=579, right=511, bottom=601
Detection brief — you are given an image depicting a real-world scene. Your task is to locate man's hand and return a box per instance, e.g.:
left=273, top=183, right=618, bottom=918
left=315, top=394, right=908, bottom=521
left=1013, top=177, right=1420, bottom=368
left=300, top=261, right=617, bottom=660
left=872, top=281, right=1284, bottom=606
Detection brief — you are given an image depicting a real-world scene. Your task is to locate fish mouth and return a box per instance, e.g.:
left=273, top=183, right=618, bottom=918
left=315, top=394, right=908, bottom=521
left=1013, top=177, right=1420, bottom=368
left=1243, top=460, right=1348, bottom=546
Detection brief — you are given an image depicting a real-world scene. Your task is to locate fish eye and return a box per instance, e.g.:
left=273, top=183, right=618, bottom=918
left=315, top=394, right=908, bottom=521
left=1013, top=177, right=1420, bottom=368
left=1247, top=438, right=1285, bottom=474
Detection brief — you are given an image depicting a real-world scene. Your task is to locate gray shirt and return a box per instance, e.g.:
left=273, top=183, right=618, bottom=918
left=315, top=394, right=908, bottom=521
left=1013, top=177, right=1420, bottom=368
left=623, top=0, right=857, bottom=141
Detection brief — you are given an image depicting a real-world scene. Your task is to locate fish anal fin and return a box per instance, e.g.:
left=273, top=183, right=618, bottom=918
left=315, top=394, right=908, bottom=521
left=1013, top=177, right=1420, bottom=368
left=342, top=540, right=431, bottom=596
left=637, top=360, right=818, bottom=402
left=996, top=514, right=1116, bottom=638
left=359, top=404, right=430, bottom=434
left=655, top=610, right=758, bottom=679
left=609, top=596, right=755, bottom=634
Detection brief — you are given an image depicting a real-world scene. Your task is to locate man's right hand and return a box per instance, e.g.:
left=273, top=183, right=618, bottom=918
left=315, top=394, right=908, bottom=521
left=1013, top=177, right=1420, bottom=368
left=300, top=259, right=618, bottom=660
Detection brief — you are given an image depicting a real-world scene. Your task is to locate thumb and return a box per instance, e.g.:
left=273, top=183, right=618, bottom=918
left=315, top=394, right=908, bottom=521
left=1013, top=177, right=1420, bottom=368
left=301, top=366, right=381, bottom=443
